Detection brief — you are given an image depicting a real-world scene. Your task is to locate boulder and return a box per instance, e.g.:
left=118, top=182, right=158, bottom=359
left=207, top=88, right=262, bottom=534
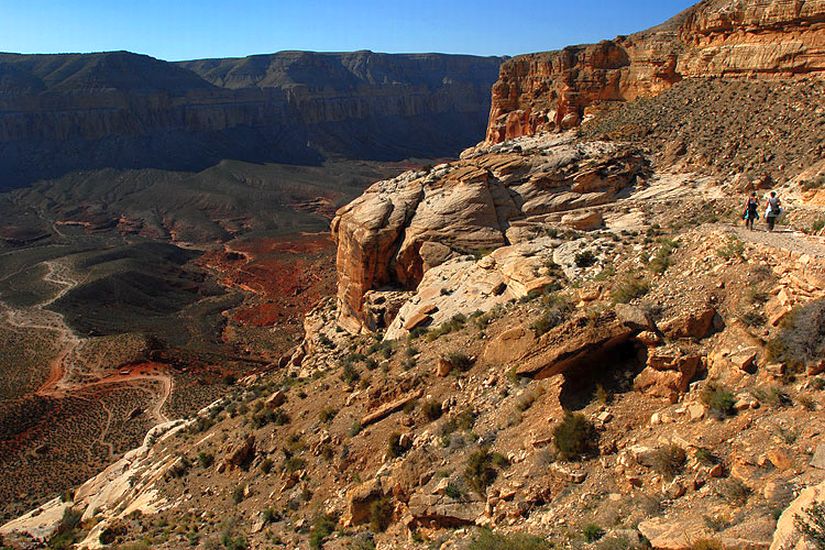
left=515, top=307, right=648, bottom=379
left=224, top=435, right=255, bottom=471
left=360, top=390, right=424, bottom=427
left=810, top=444, right=825, bottom=470
left=481, top=326, right=537, bottom=364
left=342, top=478, right=384, bottom=527
left=660, top=307, right=717, bottom=339
left=561, top=210, right=603, bottom=231
left=634, top=347, right=703, bottom=401
left=265, top=391, right=286, bottom=409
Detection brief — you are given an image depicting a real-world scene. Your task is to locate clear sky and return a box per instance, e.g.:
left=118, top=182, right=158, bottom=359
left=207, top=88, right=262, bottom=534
left=1, top=0, right=697, bottom=61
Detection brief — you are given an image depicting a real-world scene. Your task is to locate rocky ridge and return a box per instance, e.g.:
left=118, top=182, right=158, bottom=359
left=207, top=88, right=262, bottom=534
left=486, top=0, right=825, bottom=142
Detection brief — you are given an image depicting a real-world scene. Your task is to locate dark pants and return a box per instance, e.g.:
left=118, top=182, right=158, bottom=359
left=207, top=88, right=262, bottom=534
left=767, top=215, right=777, bottom=231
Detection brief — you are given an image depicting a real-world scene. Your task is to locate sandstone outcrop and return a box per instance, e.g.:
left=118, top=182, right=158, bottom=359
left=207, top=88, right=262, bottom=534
left=332, top=134, right=646, bottom=332
left=486, top=0, right=825, bottom=142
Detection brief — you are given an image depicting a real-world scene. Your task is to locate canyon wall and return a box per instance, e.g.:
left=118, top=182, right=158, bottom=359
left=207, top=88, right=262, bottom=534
left=486, top=0, right=825, bottom=142
left=0, top=51, right=502, bottom=189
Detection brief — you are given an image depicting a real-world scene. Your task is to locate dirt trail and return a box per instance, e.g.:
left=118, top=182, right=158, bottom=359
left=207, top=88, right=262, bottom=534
left=1, top=258, right=174, bottom=425
left=728, top=225, right=825, bottom=258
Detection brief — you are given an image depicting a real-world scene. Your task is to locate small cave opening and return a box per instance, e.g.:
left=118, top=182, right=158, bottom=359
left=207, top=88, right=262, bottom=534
left=558, top=340, right=647, bottom=411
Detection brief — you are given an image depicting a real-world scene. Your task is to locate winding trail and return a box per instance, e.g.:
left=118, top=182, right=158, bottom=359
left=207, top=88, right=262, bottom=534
left=728, top=225, right=825, bottom=258
left=0, top=256, right=174, bottom=434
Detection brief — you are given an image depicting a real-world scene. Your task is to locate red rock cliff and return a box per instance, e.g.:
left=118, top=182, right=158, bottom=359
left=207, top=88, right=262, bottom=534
left=486, top=0, right=825, bottom=142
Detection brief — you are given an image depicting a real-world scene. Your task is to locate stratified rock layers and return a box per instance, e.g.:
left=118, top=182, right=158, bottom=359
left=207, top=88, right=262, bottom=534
left=0, top=51, right=502, bottom=188
left=331, top=135, right=646, bottom=332
left=486, top=0, right=825, bottom=142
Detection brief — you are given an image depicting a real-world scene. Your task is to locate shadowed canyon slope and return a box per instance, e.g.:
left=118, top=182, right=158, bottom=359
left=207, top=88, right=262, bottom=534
left=0, top=50, right=502, bottom=189
left=486, top=0, right=825, bottom=142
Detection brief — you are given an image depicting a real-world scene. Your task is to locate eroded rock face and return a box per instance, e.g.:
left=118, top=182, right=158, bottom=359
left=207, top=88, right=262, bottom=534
left=332, top=134, right=646, bottom=332
left=486, top=0, right=825, bottom=142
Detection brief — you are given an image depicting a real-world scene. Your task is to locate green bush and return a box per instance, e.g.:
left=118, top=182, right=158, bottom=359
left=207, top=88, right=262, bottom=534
left=232, top=485, right=246, bottom=504
left=795, top=501, right=825, bottom=548
left=426, top=313, right=468, bottom=341
left=717, top=237, right=744, bottom=260
left=468, top=528, right=552, bottom=550
left=309, top=514, right=337, bottom=550
left=715, top=478, right=751, bottom=506
left=369, top=496, right=393, bottom=533
left=700, top=383, right=735, bottom=418
left=611, top=275, right=650, bottom=304
left=648, top=238, right=679, bottom=274
left=446, top=351, right=474, bottom=372
left=464, top=448, right=508, bottom=495
left=529, top=293, right=574, bottom=336
left=388, top=433, right=410, bottom=458
left=445, top=482, right=463, bottom=499
left=260, top=458, right=274, bottom=474
left=553, top=412, right=598, bottom=461
left=583, top=523, right=605, bottom=542
left=650, top=445, right=687, bottom=480
left=422, top=400, right=443, bottom=421
left=319, top=407, right=337, bottom=423
left=198, top=452, right=214, bottom=468
left=575, top=250, right=597, bottom=268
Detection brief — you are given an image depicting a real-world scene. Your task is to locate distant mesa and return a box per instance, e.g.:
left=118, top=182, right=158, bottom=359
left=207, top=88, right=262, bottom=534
left=0, top=50, right=503, bottom=189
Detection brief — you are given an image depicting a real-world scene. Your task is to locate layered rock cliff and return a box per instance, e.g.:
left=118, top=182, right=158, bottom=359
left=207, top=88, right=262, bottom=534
left=486, top=0, right=825, bottom=142
left=0, top=51, right=502, bottom=189
left=332, top=134, right=647, bottom=332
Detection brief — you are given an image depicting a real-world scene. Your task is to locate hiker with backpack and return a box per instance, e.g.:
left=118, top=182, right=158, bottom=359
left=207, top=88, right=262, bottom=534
left=765, top=191, right=782, bottom=232
left=743, top=191, right=759, bottom=230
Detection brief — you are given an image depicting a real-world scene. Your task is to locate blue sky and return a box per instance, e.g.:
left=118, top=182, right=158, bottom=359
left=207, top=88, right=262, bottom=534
left=1, top=0, right=697, bottom=60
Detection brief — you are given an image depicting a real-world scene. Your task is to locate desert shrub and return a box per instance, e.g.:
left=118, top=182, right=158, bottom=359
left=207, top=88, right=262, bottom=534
left=611, top=275, right=650, bottom=304
left=99, top=524, right=127, bottom=545
left=260, top=457, right=274, bottom=474
left=283, top=455, right=306, bottom=473
left=515, top=386, right=545, bottom=412
left=369, top=496, right=393, bottom=532
left=766, top=300, right=825, bottom=369
left=647, top=238, right=679, bottom=274
left=340, top=362, right=360, bottom=385
left=740, top=311, right=766, bottom=327
left=650, top=445, right=687, bottom=480
left=168, top=455, right=192, bottom=478
left=530, top=293, right=574, bottom=336
left=446, top=351, right=474, bottom=372
left=222, top=374, right=237, bottom=386
left=715, top=478, right=751, bottom=506
left=232, top=485, right=246, bottom=504
left=754, top=385, right=793, bottom=408
left=402, top=356, right=417, bottom=370
left=812, top=217, right=825, bottom=233
left=700, top=383, right=735, bottom=418
left=426, top=313, right=468, bottom=341
left=575, top=250, right=598, bottom=268
left=583, top=523, right=605, bottom=543
left=799, top=395, right=818, bottom=411
left=553, top=412, right=598, bottom=461
left=464, top=448, right=508, bottom=495
left=422, top=400, right=443, bottom=421
left=262, top=507, right=281, bottom=525
left=48, top=507, right=83, bottom=549
left=388, top=433, right=410, bottom=458
left=812, top=377, right=825, bottom=391
left=594, top=384, right=610, bottom=405
left=468, top=528, right=552, bottom=550
left=445, top=482, right=463, bottom=499
left=319, top=407, right=337, bottom=423
left=251, top=408, right=289, bottom=428
left=795, top=501, right=825, bottom=548
left=197, top=452, right=214, bottom=468
left=309, top=514, right=337, bottom=550
left=717, top=237, right=744, bottom=260
left=348, top=421, right=362, bottom=437
left=694, top=448, right=720, bottom=466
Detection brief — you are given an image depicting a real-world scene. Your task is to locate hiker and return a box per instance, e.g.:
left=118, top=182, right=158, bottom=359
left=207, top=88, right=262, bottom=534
left=743, top=191, right=759, bottom=230
left=765, top=191, right=782, bottom=232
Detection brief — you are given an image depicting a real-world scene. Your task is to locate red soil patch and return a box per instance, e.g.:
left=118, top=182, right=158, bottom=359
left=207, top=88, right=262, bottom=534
left=200, top=232, right=337, bottom=328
